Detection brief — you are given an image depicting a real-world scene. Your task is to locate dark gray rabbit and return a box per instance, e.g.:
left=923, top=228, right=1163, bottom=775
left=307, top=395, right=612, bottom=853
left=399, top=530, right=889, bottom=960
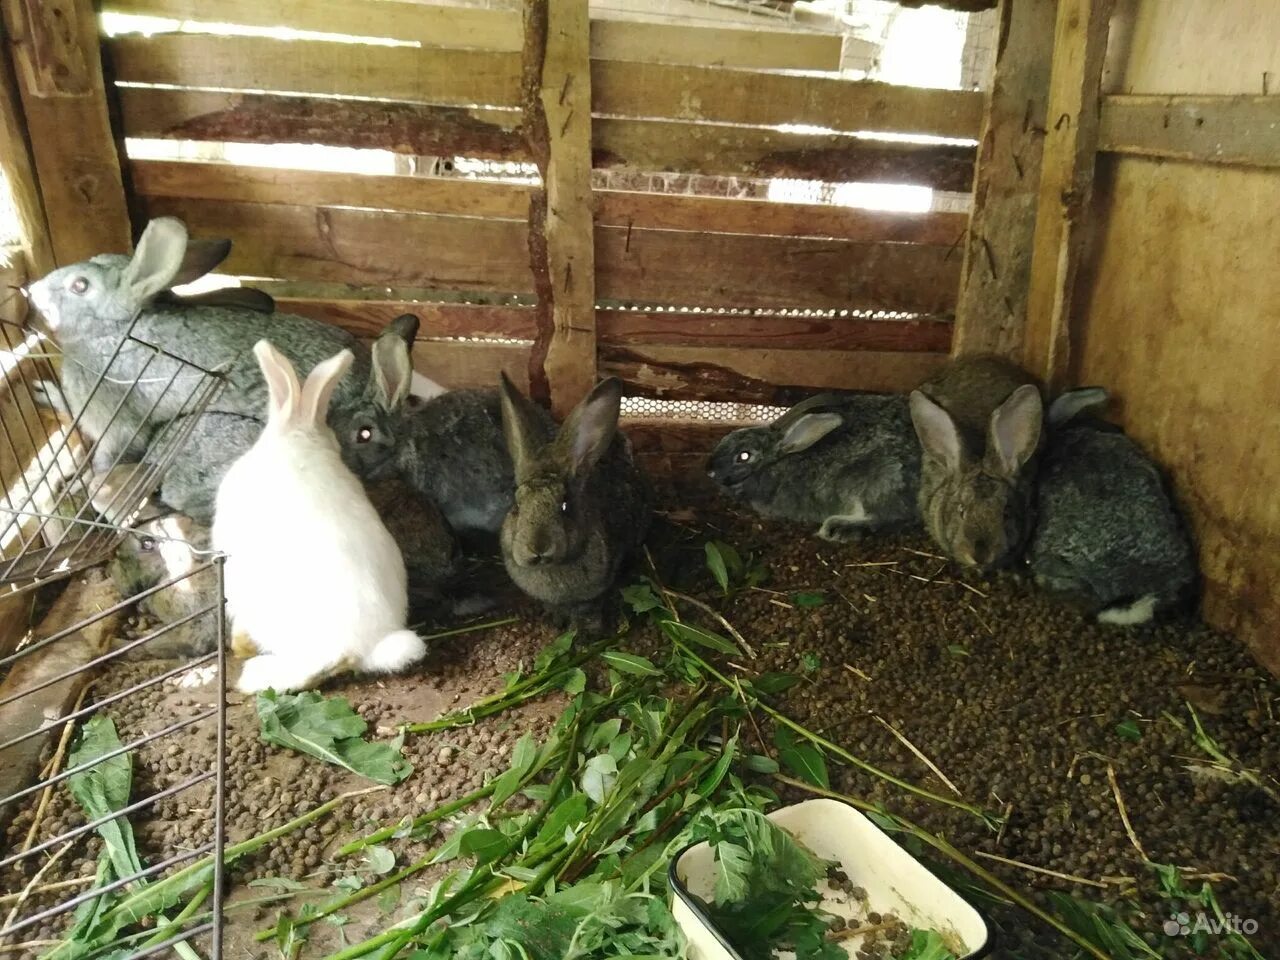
left=342, top=328, right=556, bottom=535
left=909, top=355, right=1044, bottom=572
left=1028, top=388, right=1197, bottom=624
left=498, top=374, right=652, bottom=633
left=25, top=216, right=415, bottom=522
left=706, top=392, right=921, bottom=541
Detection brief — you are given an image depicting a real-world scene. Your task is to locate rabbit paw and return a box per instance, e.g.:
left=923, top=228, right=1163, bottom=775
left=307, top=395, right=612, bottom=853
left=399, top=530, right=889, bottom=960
left=818, top=514, right=871, bottom=542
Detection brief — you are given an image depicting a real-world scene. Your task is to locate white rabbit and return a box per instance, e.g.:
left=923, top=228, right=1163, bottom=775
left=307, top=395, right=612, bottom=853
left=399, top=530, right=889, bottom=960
left=212, top=340, right=425, bottom=693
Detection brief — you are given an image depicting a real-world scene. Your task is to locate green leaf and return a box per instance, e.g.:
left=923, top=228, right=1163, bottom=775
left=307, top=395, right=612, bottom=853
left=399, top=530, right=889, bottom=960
left=774, top=727, right=829, bottom=789
left=600, top=650, right=662, bottom=677
left=248, top=877, right=309, bottom=892
left=744, top=754, right=780, bottom=774
left=256, top=691, right=412, bottom=785
left=458, top=828, right=508, bottom=866
left=582, top=754, right=619, bottom=804
left=946, top=644, right=971, bottom=658
left=1116, top=718, right=1143, bottom=742
left=898, top=928, right=958, bottom=960
left=790, top=592, right=826, bottom=608
left=66, top=717, right=144, bottom=882
left=489, top=732, right=539, bottom=808
left=361, top=845, right=396, bottom=876
left=661, top=620, right=738, bottom=655
left=751, top=673, right=801, bottom=696
left=621, top=583, right=664, bottom=615
left=534, top=630, right=576, bottom=673
left=561, top=668, right=587, bottom=696
left=799, top=652, right=821, bottom=674
left=705, top=542, right=730, bottom=594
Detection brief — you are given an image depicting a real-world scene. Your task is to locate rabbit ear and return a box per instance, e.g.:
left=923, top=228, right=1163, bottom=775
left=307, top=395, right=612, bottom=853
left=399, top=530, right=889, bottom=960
left=909, top=389, right=962, bottom=473
left=554, top=378, right=622, bottom=480
left=498, top=372, right=545, bottom=482
left=1048, top=386, right=1108, bottom=426
left=370, top=315, right=418, bottom=411
left=300, top=349, right=354, bottom=427
left=986, top=383, right=1043, bottom=477
left=122, top=218, right=190, bottom=309
left=253, top=340, right=302, bottom=424
left=777, top=411, right=843, bottom=455
left=170, top=237, right=233, bottom=287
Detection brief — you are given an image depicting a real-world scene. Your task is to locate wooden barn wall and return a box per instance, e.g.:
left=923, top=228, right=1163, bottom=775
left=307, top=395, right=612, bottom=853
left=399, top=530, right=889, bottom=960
left=1076, top=0, right=1280, bottom=672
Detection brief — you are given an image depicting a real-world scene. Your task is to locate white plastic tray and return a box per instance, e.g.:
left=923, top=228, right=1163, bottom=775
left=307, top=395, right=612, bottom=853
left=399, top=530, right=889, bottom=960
left=668, top=798, right=991, bottom=960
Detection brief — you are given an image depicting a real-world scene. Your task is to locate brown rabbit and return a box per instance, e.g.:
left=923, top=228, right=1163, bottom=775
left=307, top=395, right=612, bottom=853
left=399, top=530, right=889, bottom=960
left=908, top=355, right=1044, bottom=572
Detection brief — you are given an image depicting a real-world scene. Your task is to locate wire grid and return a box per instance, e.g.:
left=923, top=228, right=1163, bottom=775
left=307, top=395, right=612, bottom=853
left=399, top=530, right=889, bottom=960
left=0, top=558, right=228, bottom=956
left=0, top=317, right=224, bottom=594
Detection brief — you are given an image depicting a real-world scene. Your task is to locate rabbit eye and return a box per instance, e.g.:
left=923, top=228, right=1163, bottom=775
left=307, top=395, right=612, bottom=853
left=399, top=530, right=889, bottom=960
left=356, top=426, right=374, bottom=443
left=737, top=451, right=751, bottom=462
left=69, top=276, right=90, bottom=295
left=139, top=536, right=156, bottom=552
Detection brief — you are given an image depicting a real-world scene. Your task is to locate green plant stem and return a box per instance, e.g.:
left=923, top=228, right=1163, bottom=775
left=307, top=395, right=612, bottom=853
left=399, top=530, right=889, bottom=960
left=675, top=640, right=998, bottom=827
left=413, top=616, right=519, bottom=640
left=136, top=882, right=211, bottom=952
left=773, top=775, right=1110, bottom=960
left=335, top=783, right=496, bottom=858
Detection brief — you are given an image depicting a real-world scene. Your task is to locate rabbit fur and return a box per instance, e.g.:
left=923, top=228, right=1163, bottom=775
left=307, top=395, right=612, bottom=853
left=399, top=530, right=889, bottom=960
left=212, top=341, right=424, bottom=693
left=25, top=217, right=416, bottom=523
left=909, top=355, right=1045, bottom=572
left=1028, top=388, right=1197, bottom=625
left=498, top=374, right=653, bottom=633
left=707, top=392, right=921, bottom=541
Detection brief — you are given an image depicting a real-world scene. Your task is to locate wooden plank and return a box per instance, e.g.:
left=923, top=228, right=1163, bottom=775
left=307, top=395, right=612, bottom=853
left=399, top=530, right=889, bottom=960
left=593, top=118, right=976, bottom=192
left=593, top=224, right=961, bottom=313
left=1022, top=0, right=1113, bottom=389
left=104, top=0, right=843, bottom=70
left=107, top=34, right=522, bottom=107
left=407, top=339, right=530, bottom=393
left=0, top=44, right=53, bottom=277
left=107, top=33, right=983, bottom=137
left=950, top=0, right=1057, bottom=358
left=274, top=300, right=953, bottom=352
left=130, top=157, right=969, bottom=244
left=141, top=196, right=961, bottom=312
left=1, top=0, right=130, bottom=264
left=523, top=0, right=596, bottom=415
left=115, top=88, right=976, bottom=191
left=601, top=344, right=947, bottom=404
left=1098, top=95, right=1280, bottom=169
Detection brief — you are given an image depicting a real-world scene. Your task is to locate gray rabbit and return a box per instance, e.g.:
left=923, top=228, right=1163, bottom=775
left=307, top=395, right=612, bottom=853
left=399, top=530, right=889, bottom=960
left=1028, top=388, right=1197, bottom=624
left=707, top=392, right=921, bottom=541
left=498, top=374, right=652, bottom=633
left=24, top=217, right=415, bottom=523
left=908, top=355, right=1044, bottom=572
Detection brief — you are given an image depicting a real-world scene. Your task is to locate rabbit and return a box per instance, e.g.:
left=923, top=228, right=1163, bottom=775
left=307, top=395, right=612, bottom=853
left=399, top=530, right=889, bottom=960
left=1027, top=387, right=1198, bottom=625
left=364, top=473, right=459, bottom=620
left=908, top=354, right=1045, bottom=572
left=212, top=340, right=425, bottom=693
left=337, top=325, right=556, bottom=535
left=107, top=504, right=224, bottom=659
left=498, top=374, right=653, bottom=633
left=706, top=392, right=921, bottom=541
left=24, top=216, right=419, bottom=523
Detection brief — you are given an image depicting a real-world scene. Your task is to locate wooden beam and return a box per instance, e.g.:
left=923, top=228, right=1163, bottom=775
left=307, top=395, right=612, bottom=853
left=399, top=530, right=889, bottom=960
left=523, top=0, right=595, bottom=415
left=600, top=344, right=947, bottom=404
left=1022, top=0, right=1113, bottom=389
left=128, top=158, right=970, bottom=243
left=2, top=0, right=131, bottom=264
left=114, top=88, right=976, bottom=191
left=103, top=0, right=845, bottom=71
left=0, top=41, right=53, bottom=277
left=139, top=196, right=961, bottom=313
left=1099, top=95, right=1280, bottom=169
left=275, top=299, right=953, bottom=353
left=107, top=34, right=984, bottom=138
left=951, top=0, right=1057, bottom=358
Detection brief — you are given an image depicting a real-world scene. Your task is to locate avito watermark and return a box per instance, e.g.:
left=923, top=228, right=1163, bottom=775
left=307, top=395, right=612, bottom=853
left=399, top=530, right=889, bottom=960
left=1164, top=912, right=1259, bottom=937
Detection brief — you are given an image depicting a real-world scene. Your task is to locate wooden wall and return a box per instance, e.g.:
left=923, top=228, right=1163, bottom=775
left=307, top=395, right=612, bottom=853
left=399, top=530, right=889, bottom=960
left=1076, top=0, right=1280, bottom=672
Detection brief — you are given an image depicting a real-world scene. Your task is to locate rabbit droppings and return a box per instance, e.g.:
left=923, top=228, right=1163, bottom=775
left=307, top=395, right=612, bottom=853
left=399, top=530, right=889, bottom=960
left=213, top=341, right=424, bottom=693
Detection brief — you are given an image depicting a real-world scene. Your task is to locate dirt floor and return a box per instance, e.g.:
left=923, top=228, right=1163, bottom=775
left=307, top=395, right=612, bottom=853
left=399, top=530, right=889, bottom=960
left=1, top=481, right=1277, bottom=959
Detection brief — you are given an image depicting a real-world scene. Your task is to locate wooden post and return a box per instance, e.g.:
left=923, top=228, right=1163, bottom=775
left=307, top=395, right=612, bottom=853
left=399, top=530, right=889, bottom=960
left=951, top=0, right=1057, bottom=359
left=1022, top=0, right=1114, bottom=389
left=1, top=0, right=131, bottom=265
left=521, top=0, right=597, bottom=417
left=1, top=39, right=53, bottom=277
